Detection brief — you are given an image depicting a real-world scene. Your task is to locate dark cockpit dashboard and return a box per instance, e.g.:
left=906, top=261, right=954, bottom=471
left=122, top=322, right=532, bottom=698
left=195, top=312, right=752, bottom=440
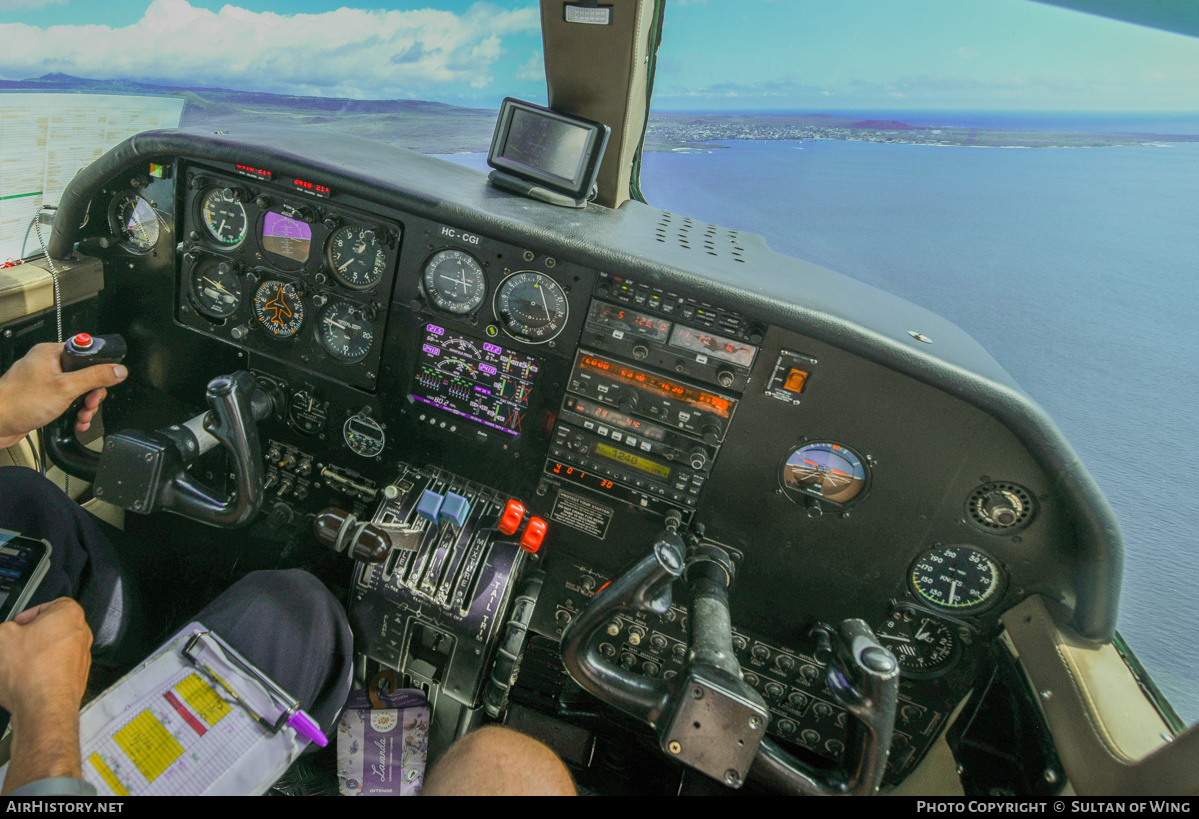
left=58, top=125, right=1121, bottom=790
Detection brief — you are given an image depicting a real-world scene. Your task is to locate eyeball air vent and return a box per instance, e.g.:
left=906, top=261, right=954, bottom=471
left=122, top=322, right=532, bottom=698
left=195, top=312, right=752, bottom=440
left=655, top=212, right=747, bottom=263
left=966, top=482, right=1037, bottom=534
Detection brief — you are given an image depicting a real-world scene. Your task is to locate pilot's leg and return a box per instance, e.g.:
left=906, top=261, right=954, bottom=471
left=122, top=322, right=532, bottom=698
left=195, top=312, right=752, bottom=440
left=190, top=568, right=354, bottom=736
left=421, top=725, right=576, bottom=796
left=0, top=466, right=140, bottom=663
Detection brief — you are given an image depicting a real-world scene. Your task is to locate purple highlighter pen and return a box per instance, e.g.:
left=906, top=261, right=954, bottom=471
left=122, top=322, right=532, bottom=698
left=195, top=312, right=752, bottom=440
left=287, top=709, right=328, bottom=747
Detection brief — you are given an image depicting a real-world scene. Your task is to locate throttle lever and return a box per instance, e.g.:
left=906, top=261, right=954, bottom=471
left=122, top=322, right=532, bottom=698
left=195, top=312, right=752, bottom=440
left=44, top=333, right=128, bottom=481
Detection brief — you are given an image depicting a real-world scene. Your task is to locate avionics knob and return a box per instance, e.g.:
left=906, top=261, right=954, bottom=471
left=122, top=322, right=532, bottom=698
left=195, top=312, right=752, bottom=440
left=688, top=448, right=708, bottom=469
left=700, top=422, right=722, bottom=445
left=716, top=368, right=735, bottom=388
left=619, top=653, right=637, bottom=670
left=632, top=344, right=649, bottom=361
left=617, top=389, right=638, bottom=414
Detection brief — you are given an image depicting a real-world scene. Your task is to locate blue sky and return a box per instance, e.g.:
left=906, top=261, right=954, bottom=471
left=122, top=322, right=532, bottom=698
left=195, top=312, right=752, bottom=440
left=1, top=0, right=1197, bottom=110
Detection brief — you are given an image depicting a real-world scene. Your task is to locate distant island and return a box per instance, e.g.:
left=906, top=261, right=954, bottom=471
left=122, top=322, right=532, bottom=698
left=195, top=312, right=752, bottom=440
left=3, top=74, right=1196, bottom=153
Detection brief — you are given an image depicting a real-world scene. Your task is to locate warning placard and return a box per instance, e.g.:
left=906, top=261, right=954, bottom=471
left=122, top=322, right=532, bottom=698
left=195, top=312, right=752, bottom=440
left=550, top=490, right=614, bottom=540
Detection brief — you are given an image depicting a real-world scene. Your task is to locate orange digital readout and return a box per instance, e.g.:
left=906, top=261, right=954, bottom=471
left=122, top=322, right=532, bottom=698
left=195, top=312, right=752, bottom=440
left=579, top=356, right=732, bottom=418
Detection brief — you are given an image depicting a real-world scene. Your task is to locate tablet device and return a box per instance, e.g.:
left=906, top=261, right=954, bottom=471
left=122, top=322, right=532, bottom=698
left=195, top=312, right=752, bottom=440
left=0, top=529, right=52, bottom=621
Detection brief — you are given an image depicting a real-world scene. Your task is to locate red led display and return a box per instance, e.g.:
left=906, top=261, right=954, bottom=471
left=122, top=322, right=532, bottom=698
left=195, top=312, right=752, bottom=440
left=235, top=164, right=272, bottom=180
left=292, top=177, right=331, bottom=198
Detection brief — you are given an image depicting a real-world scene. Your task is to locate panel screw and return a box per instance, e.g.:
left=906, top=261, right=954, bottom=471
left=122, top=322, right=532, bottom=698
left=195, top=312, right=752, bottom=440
left=691, top=687, right=704, bottom=700
left=748, top=716, right=762, bottom=730
left=1044, top=769, right=1058, bottom=784
left=668, top=741, right=681, bottom=755
left=1040, top=689, right=1053, bottom=701
left=724, top=770, right=741, bottom=788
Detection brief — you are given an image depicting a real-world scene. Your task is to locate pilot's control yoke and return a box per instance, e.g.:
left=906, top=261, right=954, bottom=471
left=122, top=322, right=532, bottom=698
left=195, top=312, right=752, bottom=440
left=46, top=334, right=277, bottom=528
left=561, top=531, right=900, bottom=795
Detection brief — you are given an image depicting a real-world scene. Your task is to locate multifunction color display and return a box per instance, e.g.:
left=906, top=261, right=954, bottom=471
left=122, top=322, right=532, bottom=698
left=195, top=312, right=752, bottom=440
left=411, top=324, right=540, bottom=437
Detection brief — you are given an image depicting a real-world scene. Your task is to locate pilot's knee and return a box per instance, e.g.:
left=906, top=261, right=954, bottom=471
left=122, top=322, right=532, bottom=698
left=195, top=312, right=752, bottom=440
left=423, top=725, right=575, bottom=796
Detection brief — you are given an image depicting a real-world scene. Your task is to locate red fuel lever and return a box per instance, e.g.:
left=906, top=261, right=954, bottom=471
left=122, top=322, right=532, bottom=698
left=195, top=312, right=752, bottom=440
left=520, top=517, right=547, bottom=554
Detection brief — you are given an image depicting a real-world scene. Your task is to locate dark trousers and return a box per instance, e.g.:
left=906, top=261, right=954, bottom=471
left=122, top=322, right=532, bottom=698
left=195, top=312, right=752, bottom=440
left=0, top=466, right=353, bottom=733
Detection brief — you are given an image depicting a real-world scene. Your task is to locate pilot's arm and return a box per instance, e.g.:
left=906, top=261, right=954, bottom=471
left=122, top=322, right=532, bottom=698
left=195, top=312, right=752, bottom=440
left=0, top=598, right=94, bottom=795
left=0, top=342, right=127, bottom=449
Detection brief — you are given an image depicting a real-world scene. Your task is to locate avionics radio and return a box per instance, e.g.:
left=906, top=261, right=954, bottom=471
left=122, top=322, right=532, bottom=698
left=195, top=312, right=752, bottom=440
left=546, top=352, right=739, bottom=517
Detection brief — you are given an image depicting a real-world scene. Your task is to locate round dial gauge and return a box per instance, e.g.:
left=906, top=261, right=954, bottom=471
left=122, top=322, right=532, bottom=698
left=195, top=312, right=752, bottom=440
left=108, top=192, right=159, bottom=253
left=423, top=249, right=487, bottom=315
left=253, top=280, right=305, bottom=338
left=317, top=302, right=375, bottom=363
left=199, top=188, right=248, bottom=248
left=327, top=226, right=387, bottom=290
left=910, top=546, right=1004, bottom=612
left=876, top=611, right=959, bottom=677
left=494, top=271, right=569, bottom=343
left=780, top=442, right=868, bottom=505
left=344, top=413, right=385, bottom=458
left=189, top=258, right=242, bottom=319
left=288, top=391, right=328, bottom=435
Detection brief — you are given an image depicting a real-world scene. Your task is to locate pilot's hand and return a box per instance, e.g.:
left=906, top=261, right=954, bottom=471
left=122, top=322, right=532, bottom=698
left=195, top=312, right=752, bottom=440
left=0, top=598, right=92, bottom=794
left=0, top=342, right=127, bottom=448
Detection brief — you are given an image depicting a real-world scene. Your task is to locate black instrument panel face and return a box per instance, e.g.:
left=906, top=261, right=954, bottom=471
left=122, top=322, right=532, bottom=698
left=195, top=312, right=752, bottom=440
left=90, top=144, right=1086, bottom=792
left=176, top=162, right=401, bottom=391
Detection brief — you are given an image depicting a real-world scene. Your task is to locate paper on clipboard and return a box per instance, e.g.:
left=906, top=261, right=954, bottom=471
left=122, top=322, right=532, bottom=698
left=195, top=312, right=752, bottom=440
left=76, top=622, right=304, bottom=796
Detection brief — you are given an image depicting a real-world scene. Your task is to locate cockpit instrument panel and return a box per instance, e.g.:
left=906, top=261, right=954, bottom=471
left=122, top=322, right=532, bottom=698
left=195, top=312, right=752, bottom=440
left=176, top=162, right=402, bottom=391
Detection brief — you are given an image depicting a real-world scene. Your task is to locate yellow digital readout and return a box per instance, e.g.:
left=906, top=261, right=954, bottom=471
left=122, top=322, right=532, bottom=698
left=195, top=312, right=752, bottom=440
left=594, top=442, right=671, bottom=480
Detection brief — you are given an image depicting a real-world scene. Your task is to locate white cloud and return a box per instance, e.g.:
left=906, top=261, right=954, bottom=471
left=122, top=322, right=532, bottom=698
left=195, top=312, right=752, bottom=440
left=0, top=0, right=539, bottom=99
left=516, top=51, right=544, bottom=82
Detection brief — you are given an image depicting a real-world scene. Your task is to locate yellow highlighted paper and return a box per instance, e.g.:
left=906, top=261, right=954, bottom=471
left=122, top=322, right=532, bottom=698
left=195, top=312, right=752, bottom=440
left=113, top=710, right=184, bottom=782
left=89, top=753, right=129, bottom=796
left=177, top=672, right=230, bottom=725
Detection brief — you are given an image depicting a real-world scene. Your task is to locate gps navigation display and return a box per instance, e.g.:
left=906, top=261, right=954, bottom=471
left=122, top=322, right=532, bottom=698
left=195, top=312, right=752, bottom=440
left=411, top=324, right=539, bottom=437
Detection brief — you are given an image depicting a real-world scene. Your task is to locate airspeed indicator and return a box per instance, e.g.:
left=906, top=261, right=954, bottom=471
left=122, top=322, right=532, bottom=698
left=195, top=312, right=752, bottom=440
left=909, top=546, right=1003, bottom=612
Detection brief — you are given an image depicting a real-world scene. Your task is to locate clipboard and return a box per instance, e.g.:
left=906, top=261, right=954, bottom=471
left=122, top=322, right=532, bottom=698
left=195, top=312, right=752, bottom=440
left=72, top=623, right=310, bottom=795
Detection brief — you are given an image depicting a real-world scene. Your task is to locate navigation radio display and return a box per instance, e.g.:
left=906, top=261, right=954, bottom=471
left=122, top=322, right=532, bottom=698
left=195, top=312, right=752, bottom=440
left=411, top=324, right=539, bottom=436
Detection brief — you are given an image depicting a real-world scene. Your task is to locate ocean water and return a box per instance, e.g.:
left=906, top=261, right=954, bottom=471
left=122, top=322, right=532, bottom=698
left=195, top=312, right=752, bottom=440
left=439, top=131, right=1199, bottom=724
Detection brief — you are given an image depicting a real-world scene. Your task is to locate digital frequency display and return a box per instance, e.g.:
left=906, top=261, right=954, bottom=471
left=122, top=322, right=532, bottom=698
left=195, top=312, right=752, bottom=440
left=594, top=442, right=672, bottom=480
left=579, top=355, right=733, bottom=419
left=262, top=211, right=312, bottom=262
left=412, top=324, right=539, bottom=436
left=587, top=301, right=671, bottom=341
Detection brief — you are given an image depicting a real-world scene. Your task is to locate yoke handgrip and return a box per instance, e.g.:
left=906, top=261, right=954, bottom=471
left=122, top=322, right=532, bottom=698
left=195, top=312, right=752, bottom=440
left=43, top=333, right=127, bottom=482
left=560, top=531, right=685, bottom=728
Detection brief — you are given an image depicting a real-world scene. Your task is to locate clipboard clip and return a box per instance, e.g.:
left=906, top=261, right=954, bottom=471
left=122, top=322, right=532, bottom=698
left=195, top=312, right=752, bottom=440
left=181, top=630, right=300, bottom=736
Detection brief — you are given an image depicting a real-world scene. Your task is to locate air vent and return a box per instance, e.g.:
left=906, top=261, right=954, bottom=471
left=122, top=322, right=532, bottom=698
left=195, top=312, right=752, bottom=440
left=966, top=482, right=1037, bottom=534
left=655, top=212, right=747, bottom=263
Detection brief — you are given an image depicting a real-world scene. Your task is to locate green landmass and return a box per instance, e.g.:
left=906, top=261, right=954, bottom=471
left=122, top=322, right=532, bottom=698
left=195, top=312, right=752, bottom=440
left=3, top=75, right=1195, bottom=153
